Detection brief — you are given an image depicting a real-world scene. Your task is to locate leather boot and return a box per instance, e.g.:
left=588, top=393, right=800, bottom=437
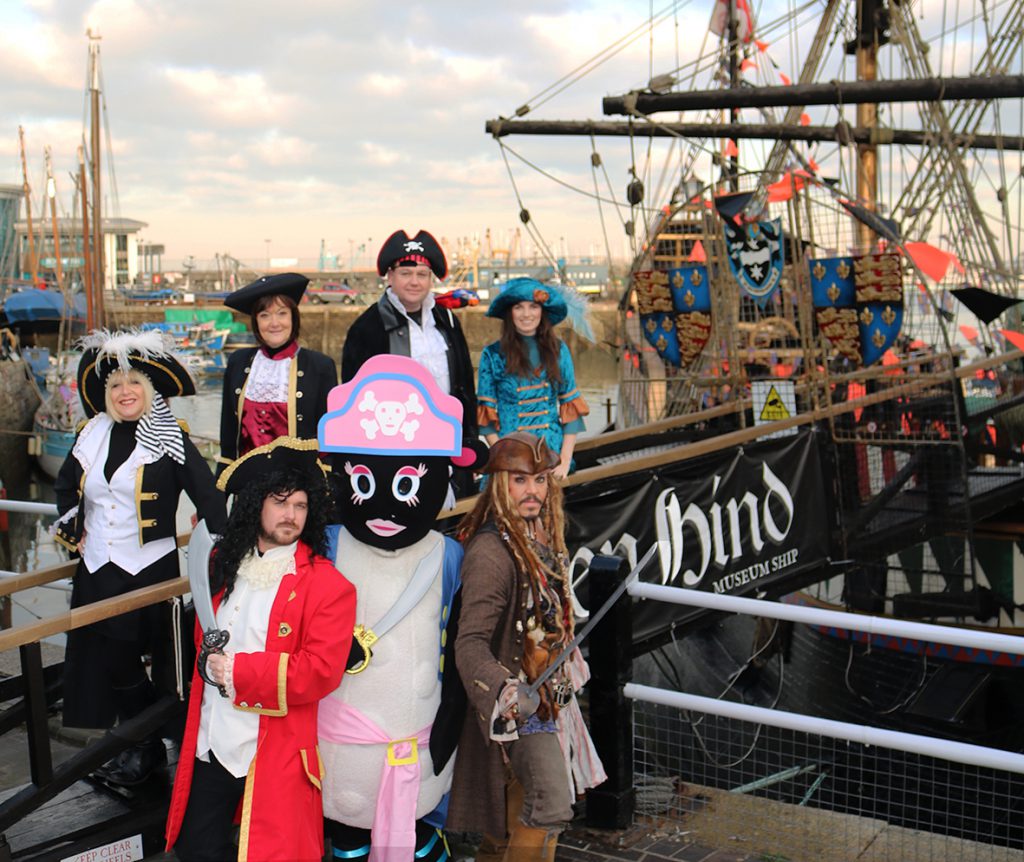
left=100, top=737, right=167, bottom=787
left=479, top=778, right=526, bottom=862
left=501, top=824, right=558, bottom=862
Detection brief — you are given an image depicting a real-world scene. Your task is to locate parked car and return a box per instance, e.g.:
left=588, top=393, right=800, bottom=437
left=307, top=281, right=359, bottom=304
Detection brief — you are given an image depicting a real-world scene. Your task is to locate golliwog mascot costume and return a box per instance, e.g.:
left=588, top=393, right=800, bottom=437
left=317, top=354, right=487, bottom=862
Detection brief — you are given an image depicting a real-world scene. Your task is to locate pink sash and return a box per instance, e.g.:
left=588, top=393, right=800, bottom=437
left=318, top=697, right=431, bottom=862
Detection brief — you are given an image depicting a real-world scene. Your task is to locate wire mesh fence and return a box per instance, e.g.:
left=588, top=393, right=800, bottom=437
left=632, top=696, right=1024, bottom=862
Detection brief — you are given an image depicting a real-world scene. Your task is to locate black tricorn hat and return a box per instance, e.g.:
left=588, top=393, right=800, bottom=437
left=376, top=230, right=447, bottom=279
left=77, top=329, right=196, bottom=418
left=216, top=436, right=326, bottom=495
left=224, top=272, right=309, bottom=314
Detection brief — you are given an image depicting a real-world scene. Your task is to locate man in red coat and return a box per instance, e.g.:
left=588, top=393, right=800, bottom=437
left=166, top=438, right=356, bottom=862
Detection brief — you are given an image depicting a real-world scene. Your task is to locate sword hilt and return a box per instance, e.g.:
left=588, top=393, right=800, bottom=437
left=198, top=628, right=231, bottom=698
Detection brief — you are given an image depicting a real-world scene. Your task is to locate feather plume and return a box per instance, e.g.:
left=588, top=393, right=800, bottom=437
left=552, top=283, right=595, bottom=342
left=77, top=328, right=179, bottom=375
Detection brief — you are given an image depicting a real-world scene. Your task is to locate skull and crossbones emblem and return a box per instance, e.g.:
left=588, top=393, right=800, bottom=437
left=403, top=240, right=425, bottom=253
left=357, top=389, right=424, bottom=441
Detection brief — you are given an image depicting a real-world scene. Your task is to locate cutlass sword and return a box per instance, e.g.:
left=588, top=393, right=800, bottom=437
left=187, top=519, right=229, bottom=698
left=517, top=543, right=659, bottom=718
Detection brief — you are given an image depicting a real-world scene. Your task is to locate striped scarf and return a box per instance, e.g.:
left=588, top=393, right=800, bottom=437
left=137, top=393, right=185, bottom=465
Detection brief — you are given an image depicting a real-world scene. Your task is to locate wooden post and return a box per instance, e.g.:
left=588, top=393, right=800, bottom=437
left=20, top=643, right=53, bottom=787
left=585, top=553, right=634, bottom=827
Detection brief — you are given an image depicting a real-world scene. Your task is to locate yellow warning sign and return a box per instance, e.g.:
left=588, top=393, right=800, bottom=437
left=758, top=385, right=791, bottom=421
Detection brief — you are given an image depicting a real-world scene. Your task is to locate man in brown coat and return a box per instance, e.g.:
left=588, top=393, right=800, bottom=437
left=447, top=432, right=576, bottom=861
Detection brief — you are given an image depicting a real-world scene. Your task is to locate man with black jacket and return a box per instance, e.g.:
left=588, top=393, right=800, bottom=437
left=341, top=228, right=478, bottom=497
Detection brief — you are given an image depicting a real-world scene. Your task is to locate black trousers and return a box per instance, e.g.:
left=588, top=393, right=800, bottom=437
left=174, top=755, right=246, bottom=862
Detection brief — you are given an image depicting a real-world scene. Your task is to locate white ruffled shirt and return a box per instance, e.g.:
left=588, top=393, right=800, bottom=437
left=386, top=288, right=451, bottom=395
left=196, top=542, right=297, bottom=778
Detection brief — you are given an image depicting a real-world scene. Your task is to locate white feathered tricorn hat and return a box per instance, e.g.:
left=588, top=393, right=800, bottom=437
left=76, top=328, right=196, bottom=417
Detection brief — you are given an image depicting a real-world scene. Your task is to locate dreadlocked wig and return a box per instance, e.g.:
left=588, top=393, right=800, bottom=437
left=458, top=470, right=571, bottom=634
left=211, top=466, right=330, bottom=599
left=499, top=311, right=563, bottom=383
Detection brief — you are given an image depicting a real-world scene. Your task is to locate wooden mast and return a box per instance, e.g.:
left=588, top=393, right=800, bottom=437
left=78, top=146, right=95, bottom=331
left=45, top=148, right=71, bottom=354
left=17, top=127, right=39, bottom=289
left=87, top=28, right=105, bottom=327
left=854, top=0, right=882, bottom=253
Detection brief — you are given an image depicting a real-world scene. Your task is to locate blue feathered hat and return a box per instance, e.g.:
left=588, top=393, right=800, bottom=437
left=486, top=277, right=593, bottom=340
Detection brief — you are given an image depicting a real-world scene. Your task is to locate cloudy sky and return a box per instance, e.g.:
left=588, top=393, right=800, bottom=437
left=1, top=0, right=718, bottom=271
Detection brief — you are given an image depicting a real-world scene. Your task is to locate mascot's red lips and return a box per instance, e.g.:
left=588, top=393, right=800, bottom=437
left=366, top=519, right=406, bottom=537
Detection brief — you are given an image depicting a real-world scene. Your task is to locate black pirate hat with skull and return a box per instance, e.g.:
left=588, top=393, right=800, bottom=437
left=376, top=229, right=447, bottom=280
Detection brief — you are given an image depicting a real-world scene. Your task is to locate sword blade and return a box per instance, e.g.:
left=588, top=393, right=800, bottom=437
left=186, top=520, right=219, bottom=633
left=525, top=543, right=658, bottom=698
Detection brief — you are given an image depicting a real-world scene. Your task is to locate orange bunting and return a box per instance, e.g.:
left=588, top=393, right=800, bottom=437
left=779, top=73, right=792, bottom=85
left=688, top=240, right=707, bottom=262
left=740, top=58, right=757, bottom=71
left=755, top=39, right=770, bottom=51
left=800, top=113, right=811, bottom=126
left=903, top=241, right=962, bottom=283
left=1000, top=329, right=1024, bottom=352
left=723, top=139, right=739, bottom=157
left=959, top=324, right=979, bottom=343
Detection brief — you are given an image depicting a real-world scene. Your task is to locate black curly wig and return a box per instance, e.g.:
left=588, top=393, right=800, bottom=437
left=211, top=466, right=330, bottom=599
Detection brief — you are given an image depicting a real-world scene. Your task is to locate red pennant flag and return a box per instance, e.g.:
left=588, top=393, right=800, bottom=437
left=800, top=113, right=811, bottom=126
left=688, top=240, right=707, bottom=262
left=959, top=324, right=979, bottom=344
left=903, top=241, right=961, bottom=283
left=1001, top=329, right=1024, bottom=352
left=779, top=73, right=792, bottom=85
left=723, top=139, right=739, bottom=157
left=740, top=58, right=757, bottom=71
left=755, top=39, right=769, bottom=51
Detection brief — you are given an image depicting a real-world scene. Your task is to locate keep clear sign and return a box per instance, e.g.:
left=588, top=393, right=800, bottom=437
left=751, top=379, right=797, bottom=439
left=62, top=834, right=143, bottom=862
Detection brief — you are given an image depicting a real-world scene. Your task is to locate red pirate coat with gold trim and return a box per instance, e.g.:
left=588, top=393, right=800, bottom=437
left=217, top=345, right=338, bottom=477
left=165, top=541, right=356, bottom=862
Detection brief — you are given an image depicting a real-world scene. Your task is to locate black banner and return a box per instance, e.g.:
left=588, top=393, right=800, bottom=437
left=564, top=428, right=831, bottom=646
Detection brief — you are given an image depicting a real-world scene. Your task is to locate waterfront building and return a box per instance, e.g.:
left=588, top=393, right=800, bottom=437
left=12, top=215, right=147, bottom=291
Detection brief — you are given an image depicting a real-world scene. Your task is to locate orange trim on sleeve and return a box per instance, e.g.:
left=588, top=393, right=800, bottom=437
left=477, top=404, right=499, bottom=430
left=559, top=395, right=590, bottom=424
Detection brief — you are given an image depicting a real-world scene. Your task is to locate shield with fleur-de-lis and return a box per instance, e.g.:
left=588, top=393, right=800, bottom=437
left=633, top=266, right=711, bottom=368
left=810, top=253, right=903, bottom=366
left=853, top=252, right=904, bottom=366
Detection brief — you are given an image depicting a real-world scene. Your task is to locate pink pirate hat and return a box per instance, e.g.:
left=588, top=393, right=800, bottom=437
left=318, top=354, right=474, bottom=461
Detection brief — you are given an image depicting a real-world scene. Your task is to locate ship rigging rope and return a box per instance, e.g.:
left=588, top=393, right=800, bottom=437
left=588, top=135, right=618, bottom=275
left=496, top=142, right=563, bottom=275
left=509, top=0, right=698, bottom=117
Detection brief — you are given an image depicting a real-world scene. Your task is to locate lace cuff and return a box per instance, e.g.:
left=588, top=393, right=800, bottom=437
left=223, top=652, right=237, bottom=703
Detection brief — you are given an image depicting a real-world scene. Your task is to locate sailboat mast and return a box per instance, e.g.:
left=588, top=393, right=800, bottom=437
left=17, top=127, right=39, bottom=288
left=87, top=28, right=105, bottom=327
left=78, top=146, right=95, bottom=331
left=44, top=148, right=64, bottom=291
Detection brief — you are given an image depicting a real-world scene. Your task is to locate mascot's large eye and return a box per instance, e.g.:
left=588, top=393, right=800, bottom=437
left=344, top=462, right=376, bottom=504
left=392, top=463, right=427, bottom=506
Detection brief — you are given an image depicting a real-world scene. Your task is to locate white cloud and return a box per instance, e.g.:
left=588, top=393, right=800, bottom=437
left=360, top=142, right=404, bottom=167
left=165, top=67, right=291, bottom=125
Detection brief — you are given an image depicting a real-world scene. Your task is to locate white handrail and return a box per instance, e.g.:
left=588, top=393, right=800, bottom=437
left=625, top=683, right=1024, bottom=775
left=0, top=500, right=58, bottom=515
left=628, top=581, right=1024, bottom=657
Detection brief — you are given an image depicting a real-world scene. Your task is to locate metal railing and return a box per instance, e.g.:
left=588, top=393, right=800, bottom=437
left=622, top=579, right=1024, bottom=860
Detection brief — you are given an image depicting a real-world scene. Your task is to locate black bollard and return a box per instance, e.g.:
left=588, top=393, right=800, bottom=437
left=584, top=553, right=634, bottom=827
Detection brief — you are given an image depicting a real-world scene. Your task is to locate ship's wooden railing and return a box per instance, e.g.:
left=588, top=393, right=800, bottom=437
left=0, top=532, right=195, bottom=854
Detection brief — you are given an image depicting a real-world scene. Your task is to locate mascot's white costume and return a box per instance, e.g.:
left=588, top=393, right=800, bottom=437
left=317, top=355, right=486, bottom=862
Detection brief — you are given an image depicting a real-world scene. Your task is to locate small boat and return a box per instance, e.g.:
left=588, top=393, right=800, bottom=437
left=30, top=359, right=83, bottom=480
